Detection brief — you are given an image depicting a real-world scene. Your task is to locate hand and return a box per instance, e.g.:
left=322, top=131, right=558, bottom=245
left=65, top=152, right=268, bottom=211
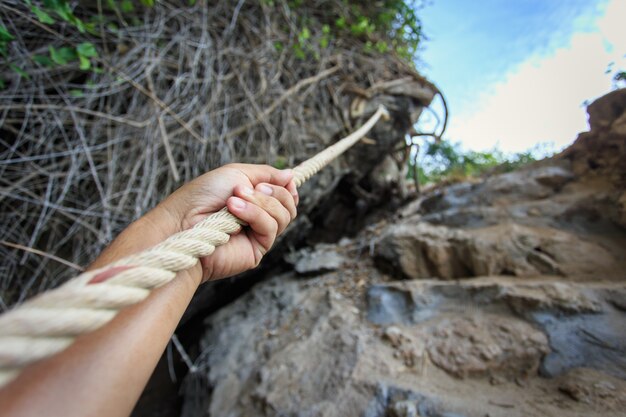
left=153, top=164, right=299, bottom=282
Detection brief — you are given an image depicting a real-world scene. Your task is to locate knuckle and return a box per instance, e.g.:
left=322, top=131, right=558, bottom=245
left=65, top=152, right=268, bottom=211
left=253, top=246, right=264, bottom=267
left=270, top=216, right=279, bottom=234
left=279, top=207, right=291, bottom=227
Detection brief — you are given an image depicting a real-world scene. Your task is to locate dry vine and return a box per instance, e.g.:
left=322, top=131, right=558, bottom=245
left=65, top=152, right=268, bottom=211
left=0, top=0, right=424, bottom=308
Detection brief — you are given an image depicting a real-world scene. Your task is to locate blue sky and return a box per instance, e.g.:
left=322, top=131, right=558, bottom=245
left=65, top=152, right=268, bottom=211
left=416, top=0, right=625, bottom=154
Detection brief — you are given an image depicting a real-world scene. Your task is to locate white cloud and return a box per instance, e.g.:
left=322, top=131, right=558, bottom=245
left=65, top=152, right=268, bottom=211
left=447, top=0, right=625, bottom=154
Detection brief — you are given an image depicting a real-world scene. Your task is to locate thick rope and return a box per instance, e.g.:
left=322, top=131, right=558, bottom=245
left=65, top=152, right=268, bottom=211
left=0, top=106, right=389, bottom=387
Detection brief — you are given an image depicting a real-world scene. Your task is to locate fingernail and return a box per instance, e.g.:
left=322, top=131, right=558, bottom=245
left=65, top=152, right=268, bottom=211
left=231, top=197, right=246, bottom=210
left=242, top=187, right=254, bottom=196
left=258, top=184, right=273, bottom=195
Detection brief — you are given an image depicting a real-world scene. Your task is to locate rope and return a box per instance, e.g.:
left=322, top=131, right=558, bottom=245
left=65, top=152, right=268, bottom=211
left=0, top=105, right=389, bottom=387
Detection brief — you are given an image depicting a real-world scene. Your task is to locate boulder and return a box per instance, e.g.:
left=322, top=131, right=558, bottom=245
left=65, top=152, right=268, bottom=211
left=374, top=221, right=616, bottom=280
left=557, top=368, right=626, bottom=411
left=426, top=315, right=549, bottom=378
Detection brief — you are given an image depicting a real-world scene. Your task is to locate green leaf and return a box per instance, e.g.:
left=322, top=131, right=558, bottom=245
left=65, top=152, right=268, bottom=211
left=293, top=43, right=305, bottom=59
left=69, top=89, right=84, bottom=97
left=0, top=78, right=5, bottom=89
left=31, top=6, right=55, bottom=24
left=33, top=54, right=54, bottom=66
left=9, top=64, right=30, bottom=79
left=74, top=19, right=86, bottom=33
left=121, top=0, right=134, bottom=13
left=0, top=25, right=14, bottom=41
left=140, top=0, right=155, bottom=6
left=375, top=41, right=388, bottom=53
left=78, top=54, right=91, bottom=70
left=77, top=42, right=98, bottom=58
left=49, top=46, right=77, bottom=65
left=50, top=2, right=72, bottom=22
left=322, top=24, right=330, bottom=34
left=84, top=22, right=98, bottom=35
left=273, top=41, right=283, bottom=52
left=319, top=36, right=329, bottom=49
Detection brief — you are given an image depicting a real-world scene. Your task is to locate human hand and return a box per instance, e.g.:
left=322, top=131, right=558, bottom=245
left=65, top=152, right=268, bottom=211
left=152, top=164, right=299, bottom=282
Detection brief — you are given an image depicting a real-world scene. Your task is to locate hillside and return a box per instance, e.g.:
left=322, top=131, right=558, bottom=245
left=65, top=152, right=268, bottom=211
left=176, top=90, right=626, bottom=417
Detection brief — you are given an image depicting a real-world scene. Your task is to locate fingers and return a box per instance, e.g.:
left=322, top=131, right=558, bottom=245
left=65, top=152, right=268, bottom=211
left=285, top=180, right=299, bottom=206
left=234, top=185, right=292, bottom=234
left=226, top=195, right=277, bottom=261
left=225, top=183, right=297, bottom=262
left=255, top=183, right=297, bottom=220
left=226, top=163, right=293, bottom=187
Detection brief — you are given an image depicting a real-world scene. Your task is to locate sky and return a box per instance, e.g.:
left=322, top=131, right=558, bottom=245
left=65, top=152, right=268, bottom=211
left=416, top=0, right=626, bottom=155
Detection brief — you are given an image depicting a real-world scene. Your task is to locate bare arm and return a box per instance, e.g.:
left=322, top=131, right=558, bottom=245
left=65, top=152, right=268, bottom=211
left=0, top=164, right=298, bottom=417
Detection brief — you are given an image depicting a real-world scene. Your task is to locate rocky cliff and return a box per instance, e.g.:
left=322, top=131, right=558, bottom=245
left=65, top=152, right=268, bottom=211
left=179, top=89, right=626, bottom=417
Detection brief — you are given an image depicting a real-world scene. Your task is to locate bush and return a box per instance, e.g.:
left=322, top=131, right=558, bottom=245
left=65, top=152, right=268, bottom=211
left=408, top=139, right=549, bottom=185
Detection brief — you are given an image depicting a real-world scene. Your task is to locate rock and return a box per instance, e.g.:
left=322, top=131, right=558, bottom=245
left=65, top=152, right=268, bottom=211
left=179, top=90, right=626, bottom=417
left=557, top=368, right=626, bottom=411
left=367, top=385, right=450, bottom=417
left=603, top=288, right=626, bottom=311
left=390, top=400, right=418, bottom=417
left=619, top=191, right=626, bottom=229
left=367, top=285, right=418, bottom=325
left=383, top=326, right=404, bottom=348
left=501, top=282, right=603, bottom=314
left=562, top=88, right=626, bottom=192
left=375, top=221, right=616, bottom=280
left=532, top=166, right=574, bottom=189
left=373, top=222, right=467, bottom=280
left=533, top=303, right=626, bottom=379
left=426, top=315, right=549, bottom=379
left=182, top=273, right=626, bottom=417
left=366, top=279, right=606, bottom=326
left=586, top=89, right=626, bottom=131
left=286, top=243, right=346, bottom=275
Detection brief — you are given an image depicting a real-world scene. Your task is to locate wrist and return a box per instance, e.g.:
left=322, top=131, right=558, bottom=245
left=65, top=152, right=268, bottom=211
left=141, top=203, right=205, bottom=285
left=142, top=199, right=186, bottom=238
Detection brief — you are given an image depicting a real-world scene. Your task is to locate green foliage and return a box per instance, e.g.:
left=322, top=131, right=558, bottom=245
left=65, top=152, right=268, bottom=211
left=409, top=139, right=543, bottom=184
left=0, top=25, right=14, bottom=58
left=341, top=0, right=423, bottom=60
left=5, top=0, right=423, bottom=87
left=26, top=0, right=97, bottom=34
left=272, top=156, right=288, bottom=169
left=46, top=42, right=98, bottom=70
left=120, top=0, right=135, bottom=13
left=1, top=0, right=160, bottom=88
left=31, top=5, right=55, bottom=24
left=276, top=1, right=423, bottom=61
left=0, top=25, right=29, bottom=81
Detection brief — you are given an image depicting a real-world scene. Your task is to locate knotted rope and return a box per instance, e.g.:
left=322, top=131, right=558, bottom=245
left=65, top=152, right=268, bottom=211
left=0, top=106, right=389, bottom=387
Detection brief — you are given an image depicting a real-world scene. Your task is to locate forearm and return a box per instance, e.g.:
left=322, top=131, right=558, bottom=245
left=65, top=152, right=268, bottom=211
left=0, top=214, right=201, bottom=417
left=89, top=205, right=180, bottom=269
left=0, top=164, right=297, bottom=417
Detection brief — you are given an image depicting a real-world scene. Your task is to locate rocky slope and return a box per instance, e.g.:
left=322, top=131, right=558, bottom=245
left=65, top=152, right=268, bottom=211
left=180, top=90, right=626, bottom=417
